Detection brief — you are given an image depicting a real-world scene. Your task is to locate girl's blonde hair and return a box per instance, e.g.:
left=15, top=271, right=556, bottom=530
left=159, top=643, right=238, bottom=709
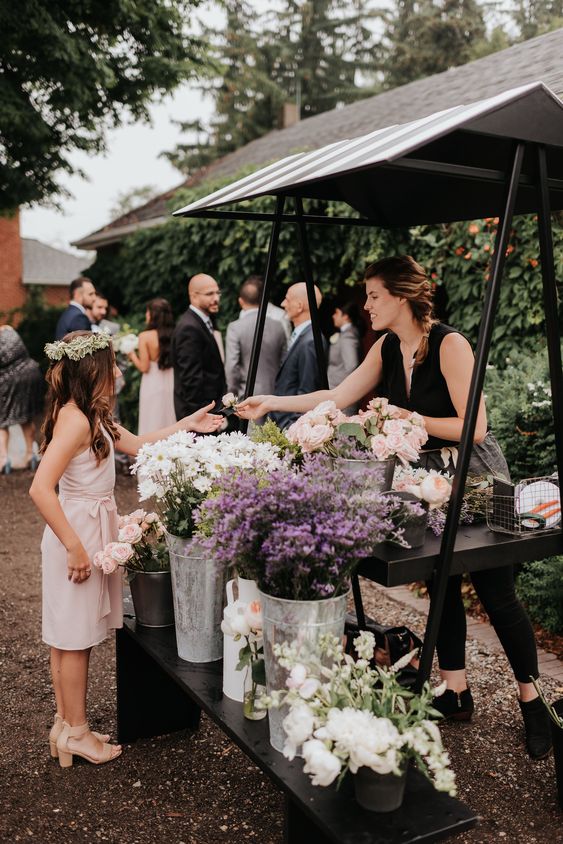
left=41, top=331, right=119, bottom=462
left=364, top=255, right=437, bottom=364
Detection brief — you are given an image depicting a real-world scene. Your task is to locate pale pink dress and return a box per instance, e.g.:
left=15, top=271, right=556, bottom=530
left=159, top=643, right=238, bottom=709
left=138, top=361, right=176, bottom=434
left=41, top=433, right=123, bottom=650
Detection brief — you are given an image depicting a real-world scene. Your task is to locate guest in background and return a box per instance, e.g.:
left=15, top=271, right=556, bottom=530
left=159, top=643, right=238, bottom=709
left=55, top=277, right=96, bottom=340
left=327, top=300, right=363, bottom=415
left=225, top=279, right=287, bottom=414
left=127, top=298, right=176, bottom=435
left=243, top=274, right=292, bottom=343
left=0, top=325, right=44, bottom=472
left=270, top=282, right=328, bottom=431
left=171, top=274, right=226, bottom=420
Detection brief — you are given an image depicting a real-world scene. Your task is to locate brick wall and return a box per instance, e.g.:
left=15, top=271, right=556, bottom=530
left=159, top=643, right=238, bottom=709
left=0, top=212, right=25, bottom=319
left=43, top=285, right=69, bottom=307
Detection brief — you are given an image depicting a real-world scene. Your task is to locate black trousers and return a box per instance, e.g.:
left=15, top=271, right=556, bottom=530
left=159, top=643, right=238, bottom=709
left=429, top=565, right=539, bottom=684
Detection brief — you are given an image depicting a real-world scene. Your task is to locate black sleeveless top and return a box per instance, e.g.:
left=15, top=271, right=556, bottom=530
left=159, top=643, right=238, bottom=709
left=378, top=323, right=462, bottom=451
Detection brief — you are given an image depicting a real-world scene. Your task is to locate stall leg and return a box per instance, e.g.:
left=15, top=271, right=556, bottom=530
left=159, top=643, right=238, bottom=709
left=116, top=627, right=201, bottom=744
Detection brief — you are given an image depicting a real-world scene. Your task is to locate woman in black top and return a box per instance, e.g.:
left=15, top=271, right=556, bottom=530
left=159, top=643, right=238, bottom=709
left=238, top=255, right=551, bottom=759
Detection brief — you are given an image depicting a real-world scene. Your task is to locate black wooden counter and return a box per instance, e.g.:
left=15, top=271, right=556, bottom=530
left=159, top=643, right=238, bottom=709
left=116, top=619, right=477, bottom=844
left=359, top=524, right=563, bottom=586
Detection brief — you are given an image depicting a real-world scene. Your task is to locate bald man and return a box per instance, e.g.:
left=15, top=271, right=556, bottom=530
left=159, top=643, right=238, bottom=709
left=171, top=273, right=226, bottom=419
left=270, top=282, right=328, bottom=430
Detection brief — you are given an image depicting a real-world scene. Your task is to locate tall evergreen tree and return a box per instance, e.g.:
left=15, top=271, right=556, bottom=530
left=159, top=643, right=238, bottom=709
left=511, top=0, right=563, bottom=40
left=163, top=0, right=381, bottom=176
left=381, top=0, right=488, bottom=89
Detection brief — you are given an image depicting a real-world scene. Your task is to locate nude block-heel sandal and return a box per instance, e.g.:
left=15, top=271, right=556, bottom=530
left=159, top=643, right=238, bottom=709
left=49, top=714, right=109, bottom=759
left=56, top=721, right=122, bottom=768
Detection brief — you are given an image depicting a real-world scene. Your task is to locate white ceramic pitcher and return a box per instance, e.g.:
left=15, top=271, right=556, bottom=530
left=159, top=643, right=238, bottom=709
left=222, top=576, right=260, bottom=702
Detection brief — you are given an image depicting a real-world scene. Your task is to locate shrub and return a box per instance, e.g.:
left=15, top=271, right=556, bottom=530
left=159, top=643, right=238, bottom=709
left=516, top=557, right=563, bottom=635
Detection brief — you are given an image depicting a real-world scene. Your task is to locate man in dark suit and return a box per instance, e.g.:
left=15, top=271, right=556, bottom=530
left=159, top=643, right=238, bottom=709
left=271, top=282, right=328, bottom=430
left=171, top=273, right=227, bottom=420
left=55, top=277, right=96, bottom=340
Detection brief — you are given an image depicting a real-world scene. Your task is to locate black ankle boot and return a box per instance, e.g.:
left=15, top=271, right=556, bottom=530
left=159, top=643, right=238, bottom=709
left=519, top=697, right=552, bottom=760
left=432, top=688, right=474, bottom=722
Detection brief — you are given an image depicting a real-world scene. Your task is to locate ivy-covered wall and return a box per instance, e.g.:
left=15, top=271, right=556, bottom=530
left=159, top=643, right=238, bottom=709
left=88, top=178, right=563, bottom=368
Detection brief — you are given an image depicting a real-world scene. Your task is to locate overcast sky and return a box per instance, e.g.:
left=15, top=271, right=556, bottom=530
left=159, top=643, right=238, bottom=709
left=20, top=86, right=214, bottom=255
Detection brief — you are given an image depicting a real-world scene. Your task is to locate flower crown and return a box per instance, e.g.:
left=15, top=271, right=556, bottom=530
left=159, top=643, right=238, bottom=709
left=44, top=331, right=112, bottom=362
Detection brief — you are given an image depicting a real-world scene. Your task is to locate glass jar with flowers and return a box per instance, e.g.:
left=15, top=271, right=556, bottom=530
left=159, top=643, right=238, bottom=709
left=93, top=509, right=172, bottom=628
left=131, top=430, right=283, bottom=662
left=221, top=598, right=267, bottom=719
left=196, top=454, right=407, bottom=750
left=266, top=630, right=457, bottom=812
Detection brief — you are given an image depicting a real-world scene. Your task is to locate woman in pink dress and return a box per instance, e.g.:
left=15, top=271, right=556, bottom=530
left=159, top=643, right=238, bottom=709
left=30, top=331, right=222, bottom=767
left=128, top=298, right=176, bottom=434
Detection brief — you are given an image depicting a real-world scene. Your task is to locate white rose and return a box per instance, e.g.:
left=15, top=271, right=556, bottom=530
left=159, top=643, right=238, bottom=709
left=243, top=600, right=263, bottom=632
left=302, top=739, right=342, bottom=786
left=119, top=333, right=139, bottom=354
left=419, top=472, right=452, bottom=509
left=222, top=392, right=237, bottom=407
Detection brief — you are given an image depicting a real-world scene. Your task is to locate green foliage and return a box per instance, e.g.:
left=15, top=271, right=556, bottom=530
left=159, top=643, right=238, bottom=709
left=117, top=365, right=142, bottom=434
left=381, top=0, right=488, bottom=89
left=0, top=0, right=204, bottom=210
left=0, top=286, right=62, bottom=371
left=516, top=557, right=563, bottom=634
left=485, top=346, right=560, bottom=479
left=163, top=0, right=381, bottom=174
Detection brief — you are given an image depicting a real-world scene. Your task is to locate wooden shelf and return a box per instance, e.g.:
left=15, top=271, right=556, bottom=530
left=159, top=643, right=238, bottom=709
left=358, top=524, right=563, bottom=587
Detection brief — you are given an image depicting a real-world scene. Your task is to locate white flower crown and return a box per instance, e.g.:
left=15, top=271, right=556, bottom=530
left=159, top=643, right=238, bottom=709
left=44, top=331, right=112, bottom=362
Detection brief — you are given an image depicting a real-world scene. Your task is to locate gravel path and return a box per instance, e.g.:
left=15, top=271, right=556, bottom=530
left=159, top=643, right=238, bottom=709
left=0, top=471, right=561, bottom=843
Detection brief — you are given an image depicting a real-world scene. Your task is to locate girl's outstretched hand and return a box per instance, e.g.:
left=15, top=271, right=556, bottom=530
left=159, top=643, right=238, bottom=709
left=235, top=395, right=273, bottom=420
left=184, top=403, right=225, bottom=433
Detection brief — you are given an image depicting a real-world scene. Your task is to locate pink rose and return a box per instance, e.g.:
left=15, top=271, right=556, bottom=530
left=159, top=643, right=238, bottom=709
left=370, top=434, right=391, bottom=461
left=106, top=542, right=135, bottom=565
left=92, top=550, right=107, bottom=570
left=101, top=554, right=119, bottom=574
left=382, top=419, right=404, bottom=435
left=118, top=523, right=144, bottom=544
left=144, top=512, right=158, bottom=524
left=288, top=421, right=333, bottom=452
left=244, top=600, right=263, bottom=632
left=367, top=397, right=388, bottom=415
left=384, top=432, right=405, bottom=454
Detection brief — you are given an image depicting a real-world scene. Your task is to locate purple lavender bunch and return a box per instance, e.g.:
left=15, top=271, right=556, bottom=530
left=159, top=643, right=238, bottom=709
left=196, top=455, right=401, bottom=601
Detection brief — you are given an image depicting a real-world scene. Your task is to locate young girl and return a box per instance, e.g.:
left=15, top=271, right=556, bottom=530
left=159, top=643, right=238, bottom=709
left=237, top=255, right=552, bottom=760
left=30, top=330, right=222, bottom=768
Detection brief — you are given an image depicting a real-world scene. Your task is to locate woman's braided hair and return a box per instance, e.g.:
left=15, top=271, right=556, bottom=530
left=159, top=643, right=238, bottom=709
left=363, top=255, right=437, bottom=365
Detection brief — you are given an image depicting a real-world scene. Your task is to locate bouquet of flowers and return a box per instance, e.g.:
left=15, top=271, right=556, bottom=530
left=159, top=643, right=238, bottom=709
left=112, top=330, right=139, bottom=355
left=267, top=631, right=456, bottom=796
left=196, top=455, right=405, bottom=599
left=286, top=398, right=428, bottom=464
left=92, top=508, right=168, bottom=575
left=131, top=430, right=283, bottom=537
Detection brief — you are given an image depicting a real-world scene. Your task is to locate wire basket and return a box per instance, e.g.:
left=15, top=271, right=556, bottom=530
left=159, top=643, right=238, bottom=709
left=486, top=475, right=561, bottom=536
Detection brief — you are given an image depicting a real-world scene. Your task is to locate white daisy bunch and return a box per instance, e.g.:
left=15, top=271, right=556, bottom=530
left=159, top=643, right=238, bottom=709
left=131, top=430, right=283, bottom=537
left=265, top=631, right=456, bottom=795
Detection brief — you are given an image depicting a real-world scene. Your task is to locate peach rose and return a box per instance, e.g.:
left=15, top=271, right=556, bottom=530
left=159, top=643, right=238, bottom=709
left=419, top=472, right=452, bottom=509
left=370, top=434, right=391, bottom=461
left=106, top=542, right=135, bottom=565
left=244, top=600, right=263, bottom=632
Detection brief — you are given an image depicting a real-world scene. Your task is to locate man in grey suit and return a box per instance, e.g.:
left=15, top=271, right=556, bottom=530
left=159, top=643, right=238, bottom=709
left=270, top=282, right=328, bottom=430
left=225, top=279, right=287, bottom=406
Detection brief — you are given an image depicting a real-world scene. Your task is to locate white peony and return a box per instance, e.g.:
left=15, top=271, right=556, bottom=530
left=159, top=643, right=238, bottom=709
left=418, top=471, right=452, bottom=509
left=282, top=703, right=315, bottom=761
left=302, top=739, right=342, bottom=786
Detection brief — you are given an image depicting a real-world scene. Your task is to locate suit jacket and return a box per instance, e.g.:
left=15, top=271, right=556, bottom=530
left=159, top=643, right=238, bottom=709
left=225, top=311, right=287, bottom=398
left=270, top=324, right=328, bottom=430
left=171, top=308, right=226, bottom=419
left=327, top=325, right=361, bottom=415
left=55, top=304, right=92, bottom=340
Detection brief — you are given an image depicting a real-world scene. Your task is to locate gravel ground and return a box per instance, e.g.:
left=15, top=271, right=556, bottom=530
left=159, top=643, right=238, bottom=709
left=0, top=471, right=561, bottom=844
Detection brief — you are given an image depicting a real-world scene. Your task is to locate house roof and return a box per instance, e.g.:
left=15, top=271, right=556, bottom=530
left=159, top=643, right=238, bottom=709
left=173, top=82, right=563, bottom=226
left=22, top=238, right=92, bottom=286
left=73, top=28, right=563, bottom=248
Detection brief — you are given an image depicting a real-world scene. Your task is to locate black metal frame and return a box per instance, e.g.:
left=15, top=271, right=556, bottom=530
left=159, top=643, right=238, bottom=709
left=187, top=141, right=563, bottom=689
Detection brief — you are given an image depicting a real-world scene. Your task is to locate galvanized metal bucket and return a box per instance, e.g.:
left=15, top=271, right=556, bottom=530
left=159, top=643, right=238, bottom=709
left=166, top=533, right=226, bottom=663
left=335, top=457, right=395, bottom=492
left=261, top=590, right=348, bottom=752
